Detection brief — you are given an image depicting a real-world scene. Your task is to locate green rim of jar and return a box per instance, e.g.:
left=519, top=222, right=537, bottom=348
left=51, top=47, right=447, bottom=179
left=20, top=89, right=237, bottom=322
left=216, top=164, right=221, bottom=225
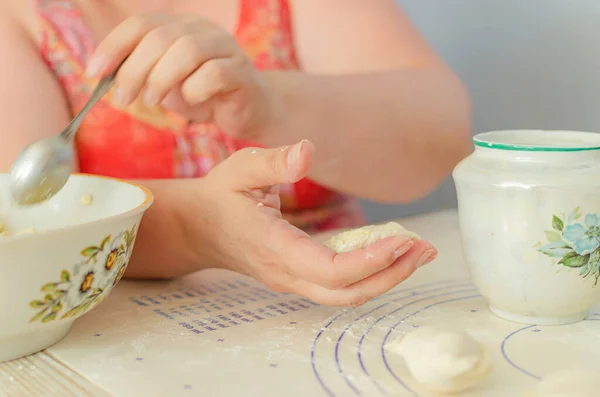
left=473, top=130, right=600, bottom=152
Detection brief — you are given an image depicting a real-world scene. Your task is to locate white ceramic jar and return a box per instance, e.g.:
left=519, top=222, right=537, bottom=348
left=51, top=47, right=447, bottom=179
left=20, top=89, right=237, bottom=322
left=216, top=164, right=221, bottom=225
left=453, top=130, right=600, bottom=325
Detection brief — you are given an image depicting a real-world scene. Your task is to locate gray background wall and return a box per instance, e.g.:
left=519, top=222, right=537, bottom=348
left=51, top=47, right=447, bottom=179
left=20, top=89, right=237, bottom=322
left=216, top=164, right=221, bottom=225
left=362, top=0, right=600, bottom=222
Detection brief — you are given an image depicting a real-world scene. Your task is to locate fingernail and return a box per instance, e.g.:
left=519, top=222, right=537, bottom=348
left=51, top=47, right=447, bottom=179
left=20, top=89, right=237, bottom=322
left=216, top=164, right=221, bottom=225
left=287, top=141, right=303, bottom=170
left=393, top=240, right=414, bottom=260
left=143, top=89, right=159, bottom=107
left=416, top=249, right=436, bottom=268
left=112, top=86, right=128, bottom=108
left=85, top=56, right=106, bottom=77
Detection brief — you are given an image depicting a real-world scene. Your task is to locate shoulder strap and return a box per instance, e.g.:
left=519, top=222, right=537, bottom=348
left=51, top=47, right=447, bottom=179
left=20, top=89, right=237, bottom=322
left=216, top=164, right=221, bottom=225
left=34, top=0, right=96, bottom=67
left=236, top=0, right=299, bottom=69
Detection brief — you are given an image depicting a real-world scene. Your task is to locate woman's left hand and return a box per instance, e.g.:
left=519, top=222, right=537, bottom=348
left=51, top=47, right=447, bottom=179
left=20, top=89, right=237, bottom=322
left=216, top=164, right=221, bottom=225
left=86, top=13, right=274, bottom=138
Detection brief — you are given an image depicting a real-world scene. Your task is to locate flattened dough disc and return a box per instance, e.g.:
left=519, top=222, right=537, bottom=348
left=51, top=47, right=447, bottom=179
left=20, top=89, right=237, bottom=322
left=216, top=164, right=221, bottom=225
left=323, top=222, right=420, bottom=253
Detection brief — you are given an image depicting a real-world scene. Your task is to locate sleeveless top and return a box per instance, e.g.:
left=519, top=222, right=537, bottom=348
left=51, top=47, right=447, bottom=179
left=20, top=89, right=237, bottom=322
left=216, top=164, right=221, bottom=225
left=33, top=0, right=365, bottom=232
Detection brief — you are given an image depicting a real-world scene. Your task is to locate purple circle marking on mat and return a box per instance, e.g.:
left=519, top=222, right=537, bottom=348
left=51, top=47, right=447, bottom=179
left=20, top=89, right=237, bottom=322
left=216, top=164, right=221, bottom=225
left=350, top=285, right=475, bottom=395
left=335, top=284, right=472, bottom=396
left=314, top=287, right=600, bottom=396
left=311, top=315, right=341, bottom=397
left=357, top=288, right=478, bottom=394
left=500, top=317, right=599, bottom=381
left=310, top=280, right=470, bottom=397
left=500, top=325, right=540, bottom=380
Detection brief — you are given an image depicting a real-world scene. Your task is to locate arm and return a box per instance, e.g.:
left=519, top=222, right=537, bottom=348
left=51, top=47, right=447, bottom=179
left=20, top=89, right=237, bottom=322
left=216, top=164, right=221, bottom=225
left=1, top=7, right=439, bottom=301
left=258, top=0, right=472, bottom=203
left=0, top=3, right=198, bottom=279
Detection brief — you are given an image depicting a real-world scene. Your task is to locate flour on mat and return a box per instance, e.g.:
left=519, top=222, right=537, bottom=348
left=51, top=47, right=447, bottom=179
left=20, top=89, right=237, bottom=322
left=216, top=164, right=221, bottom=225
left=524, top=367, right=600, bottom=397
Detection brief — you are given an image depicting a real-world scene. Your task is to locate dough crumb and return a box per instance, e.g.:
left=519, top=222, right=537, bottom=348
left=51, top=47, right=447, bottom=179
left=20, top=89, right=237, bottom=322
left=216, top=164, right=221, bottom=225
left=257, top=202, right=264, bottom=208
left=80, top=194, right=93, bottom=205
left=525, top=367, right=600, bottom=397
left=390, top=326, right=493, bottom=394
left=323, top=222, right=420, bottom=253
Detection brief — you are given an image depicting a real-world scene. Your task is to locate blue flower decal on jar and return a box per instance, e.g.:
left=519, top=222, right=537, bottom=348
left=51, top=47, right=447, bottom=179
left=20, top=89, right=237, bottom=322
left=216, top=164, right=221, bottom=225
left=537, top=207, right=600, bottom=286
left=562, top=214, right=600, bottom=255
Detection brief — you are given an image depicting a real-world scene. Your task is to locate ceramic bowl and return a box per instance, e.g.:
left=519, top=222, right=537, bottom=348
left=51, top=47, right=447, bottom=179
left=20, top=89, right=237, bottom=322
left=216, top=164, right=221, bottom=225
left=453, top=130, right=600, bottom=325
left=0, top=174, right=153, bottom=362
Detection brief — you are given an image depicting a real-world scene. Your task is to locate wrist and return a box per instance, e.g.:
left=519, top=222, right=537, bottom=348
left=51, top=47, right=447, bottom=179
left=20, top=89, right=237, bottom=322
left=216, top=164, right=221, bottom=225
left=124, top=179, right=209, bottom=278
left=176, top=179, right=233, bottom=273
left=175, top=181, right=211, bottom=272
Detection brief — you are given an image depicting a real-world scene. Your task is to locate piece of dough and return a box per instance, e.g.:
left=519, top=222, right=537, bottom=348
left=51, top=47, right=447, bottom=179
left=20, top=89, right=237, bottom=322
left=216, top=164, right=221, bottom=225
left=80, top=194, right=94, bottom=205
left=390, top=326, right=493, bottom=394
left=525, top=368, right=600, bottom=397
left=323, top=222, right=420, bottom=253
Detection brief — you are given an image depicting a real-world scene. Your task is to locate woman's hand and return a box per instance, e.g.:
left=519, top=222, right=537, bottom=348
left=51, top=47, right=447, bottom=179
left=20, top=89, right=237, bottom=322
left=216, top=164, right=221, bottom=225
left=86, top=14, right=273, bottom=138
left=185, top=139, right=437, bottom=307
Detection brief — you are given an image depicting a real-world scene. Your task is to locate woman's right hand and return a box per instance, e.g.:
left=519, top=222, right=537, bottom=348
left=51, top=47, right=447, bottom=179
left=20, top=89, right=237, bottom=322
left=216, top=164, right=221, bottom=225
left=188, top=140, right=437, bottom=306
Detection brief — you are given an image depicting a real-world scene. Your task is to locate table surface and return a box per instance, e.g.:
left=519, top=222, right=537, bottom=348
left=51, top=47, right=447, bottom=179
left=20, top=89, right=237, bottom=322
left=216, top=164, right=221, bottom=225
left=0, top=209, right=599, bottom=397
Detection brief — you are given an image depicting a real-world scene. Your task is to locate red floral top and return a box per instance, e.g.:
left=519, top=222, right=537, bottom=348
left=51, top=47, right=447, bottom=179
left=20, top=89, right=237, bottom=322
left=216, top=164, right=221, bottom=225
left=34, top=0, right=365, bottom=232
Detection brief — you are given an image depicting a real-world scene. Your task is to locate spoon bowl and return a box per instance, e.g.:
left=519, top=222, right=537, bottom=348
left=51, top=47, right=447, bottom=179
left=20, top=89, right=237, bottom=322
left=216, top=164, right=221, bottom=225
left=9, top=136, right=73, bottom=205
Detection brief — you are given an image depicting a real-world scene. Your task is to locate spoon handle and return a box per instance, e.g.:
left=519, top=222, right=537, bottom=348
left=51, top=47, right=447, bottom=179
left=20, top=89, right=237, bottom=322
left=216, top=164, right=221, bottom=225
left=60, top=59, right=126, bottom=142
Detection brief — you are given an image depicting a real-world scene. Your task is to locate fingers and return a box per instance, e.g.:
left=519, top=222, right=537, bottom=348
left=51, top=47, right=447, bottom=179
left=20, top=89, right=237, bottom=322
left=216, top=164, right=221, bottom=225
left=112, top=23, right=188, bottom=106
left=85, top=15, right=241, bottom=108
left=118, top=30, right=235, bottom=107
left=281, top=232, right=421, bottom=289
left=148, top=40, right=237, bottom=106
left=86, top=14, right=173, bottom=77
left=286, top=240, right=437, bottom=307
left=210, top=140, right=314, bottom=191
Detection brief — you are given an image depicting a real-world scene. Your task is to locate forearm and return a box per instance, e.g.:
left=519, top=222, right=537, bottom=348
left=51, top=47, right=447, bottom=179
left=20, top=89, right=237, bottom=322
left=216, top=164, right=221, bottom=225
left=124, top=178, right=203, bottom=279
left=260, top=69, right=472, bottom=203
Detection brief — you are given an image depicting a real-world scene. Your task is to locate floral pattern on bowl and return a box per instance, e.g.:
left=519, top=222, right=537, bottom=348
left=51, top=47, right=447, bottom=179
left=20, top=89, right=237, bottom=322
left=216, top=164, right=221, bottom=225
left=536, top=207, right=600, bottom=286
left=29, top=224, right=138, bottom=323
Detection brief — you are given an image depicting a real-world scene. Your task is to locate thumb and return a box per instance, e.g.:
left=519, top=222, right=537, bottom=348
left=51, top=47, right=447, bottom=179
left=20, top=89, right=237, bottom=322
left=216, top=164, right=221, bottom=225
left=212, top=139, right=314, bottom=191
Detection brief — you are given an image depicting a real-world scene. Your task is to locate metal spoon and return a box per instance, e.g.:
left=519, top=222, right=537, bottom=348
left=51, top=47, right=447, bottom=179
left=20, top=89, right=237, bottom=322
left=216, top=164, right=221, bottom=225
left=9, top=62, right=124, bottom=206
